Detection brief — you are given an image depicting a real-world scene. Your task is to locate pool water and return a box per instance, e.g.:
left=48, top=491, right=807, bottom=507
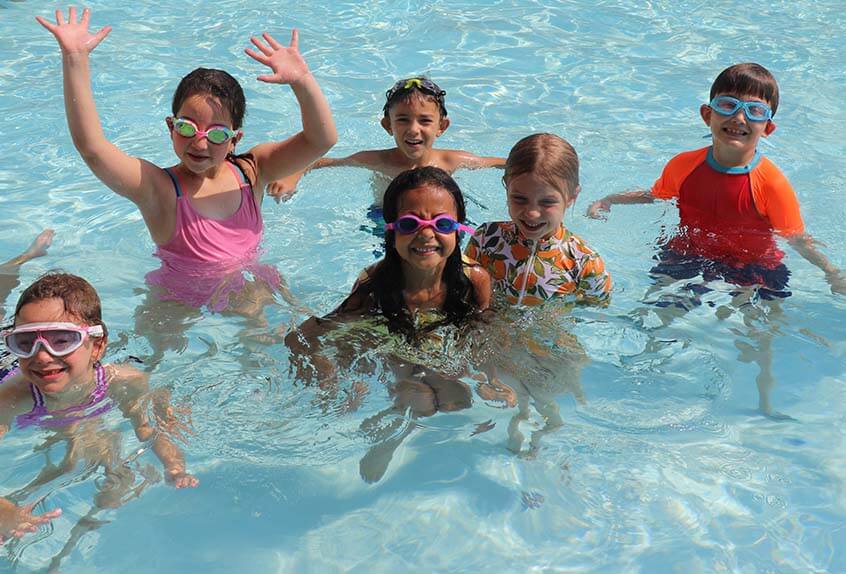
left=2, top=0, right=845, bottom=572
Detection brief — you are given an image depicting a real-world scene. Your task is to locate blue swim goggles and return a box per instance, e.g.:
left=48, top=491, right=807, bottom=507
left=709, top=96, right=772, bottom=122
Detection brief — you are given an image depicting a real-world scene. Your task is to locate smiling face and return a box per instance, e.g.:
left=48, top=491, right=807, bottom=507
left=381, top=96, right=449, bottom=163
left=701, top=92, right=776, bottom=167
left=506, top=172, right=573, bottom=240
left=169, top=93, right=242, bottom=175
left=392, top=184, right=459, bottom=274
left=14, top=298, right=105, bottom=397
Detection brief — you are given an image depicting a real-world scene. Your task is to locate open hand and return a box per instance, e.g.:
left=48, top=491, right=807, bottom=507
left=0, top=502, right=62, bottom=544
left=245, top=31, right=310, bottom=85
left=266, top=179, right=298, bottom=203
left=36, top=7, right=111, bottom=55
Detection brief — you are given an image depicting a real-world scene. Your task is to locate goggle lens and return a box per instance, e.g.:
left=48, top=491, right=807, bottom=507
left=172, top=119, right=235, bottom=144
left=709, top=96, right=772, bottom=122
left=390, top=215, right=462, bottom=235
left=5, top=330, right=84, bottom=357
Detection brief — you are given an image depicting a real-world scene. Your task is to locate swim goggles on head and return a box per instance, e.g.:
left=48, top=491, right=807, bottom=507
left=386, top=214, right=474, bottom=235
left=383, top=77, right=447, bottom=115
left=169, top=117, right=238, bottom=144
left=2, top=322, right=104, bottom=358
left=708, top=96, right=772, bottom=122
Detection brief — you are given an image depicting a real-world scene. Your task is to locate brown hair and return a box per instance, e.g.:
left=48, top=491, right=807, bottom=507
left=172, top=68, right=247, bottom=129
left=710, top=63, right=779, bottom=116
left=504, top=133, right=579, bottom=201
left=14, top=272, right=107, bottom=336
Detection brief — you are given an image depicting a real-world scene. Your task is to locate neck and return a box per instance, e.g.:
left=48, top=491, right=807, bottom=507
left=401, top=261, right=447, bottom=312
left=43, top=372, right=98, bottom=408
left=711, top=144, right=757, bottom=168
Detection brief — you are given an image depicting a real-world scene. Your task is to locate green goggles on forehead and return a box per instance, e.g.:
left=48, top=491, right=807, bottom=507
left=383, top=77, right=447, bottom=115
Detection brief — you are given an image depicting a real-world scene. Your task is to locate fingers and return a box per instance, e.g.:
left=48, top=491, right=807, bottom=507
left=68, top=6, right=78, bottom=23
left=35, top=15, right=57, bottom=33
left=90, top=25, right=112, bottom=49
left=263, top=32, right=283, bottom=51
left=250, top=35, right=274, bottom=57
left=289, top=29, right=299, bottom=50
left=244, top=48, right=268, bottom=66
left=56, top=9, right=66, bottom=26
left=81, top=6, right=90, bottom=26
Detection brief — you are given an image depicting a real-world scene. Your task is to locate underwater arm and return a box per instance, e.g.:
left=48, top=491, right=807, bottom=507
left=788, top=234, right=846, bottom=294
left=0, top=498, right=62, bottom=544
left=244, top=30, right=337, bottom=189
left=450, top=151, right=506, bottom=170
left=111, top=367, right=198, bottom=488
left=266, top=154, right=375, bottom=201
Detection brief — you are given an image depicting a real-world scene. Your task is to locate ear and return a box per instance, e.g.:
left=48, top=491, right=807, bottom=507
left=567, top=185, right=582, bottom=207
left=380, top=116, right=393, bottom=135
left=700, top=104, right=712, bottom=126
left=437, top=117, right=450, bottom=136
left=91, top=335, right=107, bottom=364
left=166, top=116, right=174, bottom=132
left=232, top=131, right=243, bottom=147
left=763, top=121, right=776, bottom=136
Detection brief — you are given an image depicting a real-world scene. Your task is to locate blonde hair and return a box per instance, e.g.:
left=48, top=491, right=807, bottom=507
left=503, top=133, right=579, bottom=201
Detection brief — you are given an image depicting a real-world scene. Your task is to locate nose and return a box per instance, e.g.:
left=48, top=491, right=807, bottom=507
left=31, top=341, right=55, bottom=361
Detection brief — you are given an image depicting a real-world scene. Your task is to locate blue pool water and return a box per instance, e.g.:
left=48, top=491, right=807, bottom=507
left=2, top=1, right=846, bottom=572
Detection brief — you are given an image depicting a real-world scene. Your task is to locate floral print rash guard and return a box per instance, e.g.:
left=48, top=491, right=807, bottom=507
left=465, top=221, right=611, bottom=306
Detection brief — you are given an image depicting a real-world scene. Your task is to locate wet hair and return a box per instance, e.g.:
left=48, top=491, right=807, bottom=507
left=172, top=68, right=247, bottom=129
left=14, top=272, right=107, bottom=337
left=710, top=63, right=779, bottom=116
left=348, top=167, right=477, bottom=339
left=383, top=76, right=448, bottom=118
left=504, top=133, right=580, bottom=202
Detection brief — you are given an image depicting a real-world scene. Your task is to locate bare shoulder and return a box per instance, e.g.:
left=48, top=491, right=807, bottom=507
left=106, top=364, right=149, bottom=393
left=465, top=262, right=493, bottom=311
left=0, top=371, right=30, bottom=403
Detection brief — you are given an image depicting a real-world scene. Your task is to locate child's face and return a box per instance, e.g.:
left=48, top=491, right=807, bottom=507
left=170, top=94, right=242, bottom=175
left=701, top=92, right=776, bottom=160
left=381, top=96, right=449, bottom=162
left=393, top=185, right=459, bottom=273
left=506, top=173, right=573, bottom=240
left=15, top=298, right=105, bottom=396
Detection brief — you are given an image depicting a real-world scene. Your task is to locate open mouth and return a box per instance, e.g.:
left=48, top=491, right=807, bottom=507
left=411, top=245, right=440, bottom=255
left=404, top=138, right=423, bottom=147
left=33, top=367, right=66, bottom=380
left=722, top=126, right=749, bottom=137
left=520, top=220, right=546, bottom=231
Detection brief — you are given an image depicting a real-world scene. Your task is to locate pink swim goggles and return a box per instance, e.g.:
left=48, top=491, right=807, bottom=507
left=2, top=322, right=104, bottom=358
left=386, top=214, right=475, bottom=235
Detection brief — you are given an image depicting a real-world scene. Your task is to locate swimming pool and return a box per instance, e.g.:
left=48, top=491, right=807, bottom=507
left=2, top=0, right=845, bottom=572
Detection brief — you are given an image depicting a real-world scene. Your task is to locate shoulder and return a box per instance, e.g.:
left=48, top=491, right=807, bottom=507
left=105, top=363, right=149, bottom=395
left=0, top=370, right=29, bottom=402
left=753, top=156, right=792, bottom=186
left=653, top=147, right=709, bottom=198
left=463, top=256, right=493, bottom=310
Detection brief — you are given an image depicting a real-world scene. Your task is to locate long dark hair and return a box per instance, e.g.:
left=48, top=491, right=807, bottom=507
left=366, top=167, right=478, bottom=339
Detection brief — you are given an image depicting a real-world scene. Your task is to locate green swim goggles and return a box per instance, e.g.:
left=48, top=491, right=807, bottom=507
left=709, top=96, right=772, bottom=122
left=383, top=77, right=448, bottom=116
left=169, top=117, right=238, bottom=144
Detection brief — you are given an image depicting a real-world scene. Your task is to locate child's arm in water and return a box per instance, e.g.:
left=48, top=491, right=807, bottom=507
left=36, top=9, right=171, bottom=222
left=441, top=150, right=506, bottom=172
left=586, top=189, right=655, bottom=219
left=108, top=365, right=199, bottom=488
left=0, top=384, right=64, bottom=542
left=242, top=31, right=337, bottom=194
left=266, top=151, right=392, bottom=201
left=787, top=234, right=846, bottom=294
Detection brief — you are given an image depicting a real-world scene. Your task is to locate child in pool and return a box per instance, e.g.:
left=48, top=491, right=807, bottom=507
left=0, top=273, right=197, bottom=544
left=465, top=133, right=611, bottom=306
left=268, top=77, right=504, bottom=203
left=585, top=63, right=845, bottom=417
left=287, top=167, right=513, bottom=481
left=586, top=62, right=845, bottom=295
left=37, top=7, right=337, bottom=312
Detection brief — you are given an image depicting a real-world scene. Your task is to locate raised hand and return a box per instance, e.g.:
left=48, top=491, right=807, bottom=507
left=36, top=7, right=111, bottom=55
left=245, top=31, right=310, bottom=85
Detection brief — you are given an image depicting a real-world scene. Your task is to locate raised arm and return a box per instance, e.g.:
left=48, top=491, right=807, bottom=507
left=36, top=8, right=163, bottom=207
left=244, top=30, right=337, bottom=192
left=586, top=189, right=655, bottom=219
